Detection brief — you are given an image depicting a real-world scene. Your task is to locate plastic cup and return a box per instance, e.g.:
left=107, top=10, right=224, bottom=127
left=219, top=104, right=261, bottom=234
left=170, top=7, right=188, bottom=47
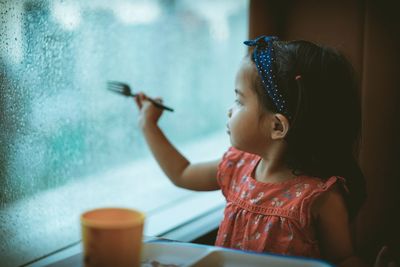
left=81, top=207, right=145, bottom=267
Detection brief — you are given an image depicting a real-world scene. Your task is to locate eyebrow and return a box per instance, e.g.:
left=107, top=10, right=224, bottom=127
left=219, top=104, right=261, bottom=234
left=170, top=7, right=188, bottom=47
left=235, top=88, right=245, bottom=97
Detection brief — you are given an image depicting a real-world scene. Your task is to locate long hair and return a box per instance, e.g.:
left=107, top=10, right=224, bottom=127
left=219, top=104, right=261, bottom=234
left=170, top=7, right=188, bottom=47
left=248, top=40, right=366, bottom=221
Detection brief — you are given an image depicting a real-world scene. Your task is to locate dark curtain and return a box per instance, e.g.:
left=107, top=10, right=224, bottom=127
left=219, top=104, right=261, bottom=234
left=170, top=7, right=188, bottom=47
left=248, top=0, right=400, bottom=264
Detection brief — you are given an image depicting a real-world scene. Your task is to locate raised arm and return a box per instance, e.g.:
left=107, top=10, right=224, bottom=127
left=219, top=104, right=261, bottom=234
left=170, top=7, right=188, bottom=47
left=134, top=93, right=220, bottom=191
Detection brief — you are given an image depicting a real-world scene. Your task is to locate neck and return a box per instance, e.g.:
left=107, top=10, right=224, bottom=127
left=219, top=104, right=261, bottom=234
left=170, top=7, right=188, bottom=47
left=255, top=160, right=294, bottom=183
left=254, top=142, right=295, bottom=183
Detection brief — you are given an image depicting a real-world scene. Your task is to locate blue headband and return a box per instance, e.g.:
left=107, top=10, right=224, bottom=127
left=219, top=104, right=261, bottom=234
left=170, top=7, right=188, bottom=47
left=244, top=35, right=291, bottom=120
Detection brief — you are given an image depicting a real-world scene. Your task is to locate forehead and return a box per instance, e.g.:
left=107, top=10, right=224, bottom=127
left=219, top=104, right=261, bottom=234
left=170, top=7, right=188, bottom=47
left=235, top=57, right=272, bottom=115
left=235, top=57, right=257, bottom=88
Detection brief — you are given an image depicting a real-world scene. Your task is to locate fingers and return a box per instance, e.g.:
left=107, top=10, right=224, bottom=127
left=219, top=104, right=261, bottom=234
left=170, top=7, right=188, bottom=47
left=134, top=92, right=163, bottom=111
left=375, top=246, right=398, bottom=267
left=375, top=246, right=389, bottom=267
left=134, top=92, right=143, bottom=109
left=153, top=97, right=163, bottom=104
left=134, top=92, right=149, bottom=110
left=379, top=246, right=389, bottom=258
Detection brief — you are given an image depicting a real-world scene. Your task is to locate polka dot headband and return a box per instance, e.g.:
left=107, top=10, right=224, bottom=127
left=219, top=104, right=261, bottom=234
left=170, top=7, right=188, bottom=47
left=244, top=35, right=291, bottom=120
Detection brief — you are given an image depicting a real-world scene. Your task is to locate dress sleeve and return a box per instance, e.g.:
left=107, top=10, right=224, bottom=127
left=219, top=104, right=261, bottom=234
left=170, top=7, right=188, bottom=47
left=216, top=147, right=243, bottom=197
left=299, top=176, right=349, bottom=228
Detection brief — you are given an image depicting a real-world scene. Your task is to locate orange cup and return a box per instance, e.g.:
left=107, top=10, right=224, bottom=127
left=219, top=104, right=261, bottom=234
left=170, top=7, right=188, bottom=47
left=81, top=207, right=145, bottom=267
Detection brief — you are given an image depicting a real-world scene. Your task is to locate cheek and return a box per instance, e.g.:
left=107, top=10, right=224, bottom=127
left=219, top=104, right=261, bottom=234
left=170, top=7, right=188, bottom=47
left=228, top=109, right=241, bottom=131
left=228, top=111, right=267, bottom=150
left=228, top=112, right=250, bottom=142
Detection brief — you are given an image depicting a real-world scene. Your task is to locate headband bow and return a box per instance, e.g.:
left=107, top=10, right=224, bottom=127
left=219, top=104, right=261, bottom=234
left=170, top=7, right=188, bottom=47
left=244, top=35, right=291, bottom=120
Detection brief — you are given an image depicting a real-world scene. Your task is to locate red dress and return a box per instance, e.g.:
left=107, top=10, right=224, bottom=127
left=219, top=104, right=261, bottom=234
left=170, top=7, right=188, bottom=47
left=215, top=147, right=346, bottom=258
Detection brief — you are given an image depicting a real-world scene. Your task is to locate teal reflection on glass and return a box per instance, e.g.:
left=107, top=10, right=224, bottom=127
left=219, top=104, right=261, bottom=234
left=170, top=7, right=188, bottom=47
left=0, top=0, right=247, bottom=204
left=1, top=1, right=248, bottom=266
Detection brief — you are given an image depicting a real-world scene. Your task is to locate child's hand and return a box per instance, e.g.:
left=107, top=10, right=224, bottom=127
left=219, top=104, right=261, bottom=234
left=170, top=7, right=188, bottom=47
left=374, top=246, right=398, bottom=267
left=134, top=92, right=164, bottom=129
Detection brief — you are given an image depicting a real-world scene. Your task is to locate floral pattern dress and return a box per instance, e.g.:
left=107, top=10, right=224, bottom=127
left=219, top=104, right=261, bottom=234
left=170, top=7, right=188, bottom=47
left=215, top=147, right=347, bottom=258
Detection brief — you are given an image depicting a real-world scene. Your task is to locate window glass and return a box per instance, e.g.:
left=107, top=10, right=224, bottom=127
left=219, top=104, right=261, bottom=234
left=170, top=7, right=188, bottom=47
left=0, top=0, right=248, bottom=266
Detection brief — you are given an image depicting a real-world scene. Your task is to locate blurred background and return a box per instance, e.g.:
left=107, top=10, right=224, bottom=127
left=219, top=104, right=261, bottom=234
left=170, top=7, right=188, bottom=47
left=0, top=0, right=248, bottom=204
left=0, top=0, right=248, bottom=266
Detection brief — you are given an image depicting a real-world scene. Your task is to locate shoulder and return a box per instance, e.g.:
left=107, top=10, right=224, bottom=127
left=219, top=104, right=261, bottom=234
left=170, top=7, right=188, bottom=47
left=217, top=147, right=259, bottom=193
left=222, top=146, right=247, bottom=159
left=292, top=176, right=348, bottom=226
left=219, top=146, right=257, bottom=167
left=309, top=177, right=348, bottom=221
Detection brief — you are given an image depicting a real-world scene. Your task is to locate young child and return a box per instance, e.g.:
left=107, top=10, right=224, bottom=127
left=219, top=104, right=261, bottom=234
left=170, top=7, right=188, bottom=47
left=133, top=35, right=395, bottom=267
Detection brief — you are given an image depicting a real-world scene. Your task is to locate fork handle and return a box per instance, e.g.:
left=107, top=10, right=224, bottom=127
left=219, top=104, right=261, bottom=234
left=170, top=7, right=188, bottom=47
left=148, top=98, right=174, bottom=112
left=131, top=93, right=174, bottom=112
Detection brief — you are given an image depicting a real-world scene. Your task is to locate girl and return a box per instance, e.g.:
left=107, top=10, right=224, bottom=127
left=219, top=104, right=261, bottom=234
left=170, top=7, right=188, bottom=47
left=133, top=36, right=395, bottom=267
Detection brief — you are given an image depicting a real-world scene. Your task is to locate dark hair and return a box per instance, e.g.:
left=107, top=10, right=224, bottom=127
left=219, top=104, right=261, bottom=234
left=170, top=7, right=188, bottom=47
left=248, top=40, right=366, bottom=221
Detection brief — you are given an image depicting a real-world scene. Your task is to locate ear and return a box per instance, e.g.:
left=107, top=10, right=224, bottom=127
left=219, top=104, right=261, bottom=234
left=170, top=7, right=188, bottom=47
left=271, top=114, right=290, bottom=140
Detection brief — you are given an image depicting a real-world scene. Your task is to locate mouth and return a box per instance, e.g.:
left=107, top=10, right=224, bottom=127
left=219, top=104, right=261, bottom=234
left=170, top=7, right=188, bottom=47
left=226, top=124, right=230, bottom=135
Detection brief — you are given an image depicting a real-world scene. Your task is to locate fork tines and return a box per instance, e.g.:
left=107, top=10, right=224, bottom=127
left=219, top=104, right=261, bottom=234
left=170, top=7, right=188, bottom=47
left=107, top=81, right=135, bottom=97
left=106, top=80, right=174, bottom=112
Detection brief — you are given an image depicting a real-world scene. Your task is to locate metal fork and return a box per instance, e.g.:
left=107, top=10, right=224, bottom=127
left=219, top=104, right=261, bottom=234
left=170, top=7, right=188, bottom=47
left=107, top=81, right=174, bottom=112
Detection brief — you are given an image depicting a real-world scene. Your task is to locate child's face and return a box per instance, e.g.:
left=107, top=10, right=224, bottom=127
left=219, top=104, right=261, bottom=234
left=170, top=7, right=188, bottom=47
left=227, top=59, right=273, bottom=154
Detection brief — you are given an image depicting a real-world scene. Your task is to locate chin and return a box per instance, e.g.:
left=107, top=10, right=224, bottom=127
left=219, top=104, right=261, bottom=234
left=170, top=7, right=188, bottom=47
left=230, top=137, right=253, bottom=152
left=230, top=141, right=260, bottom=156
left=229, top=141, right=245, bottom=153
